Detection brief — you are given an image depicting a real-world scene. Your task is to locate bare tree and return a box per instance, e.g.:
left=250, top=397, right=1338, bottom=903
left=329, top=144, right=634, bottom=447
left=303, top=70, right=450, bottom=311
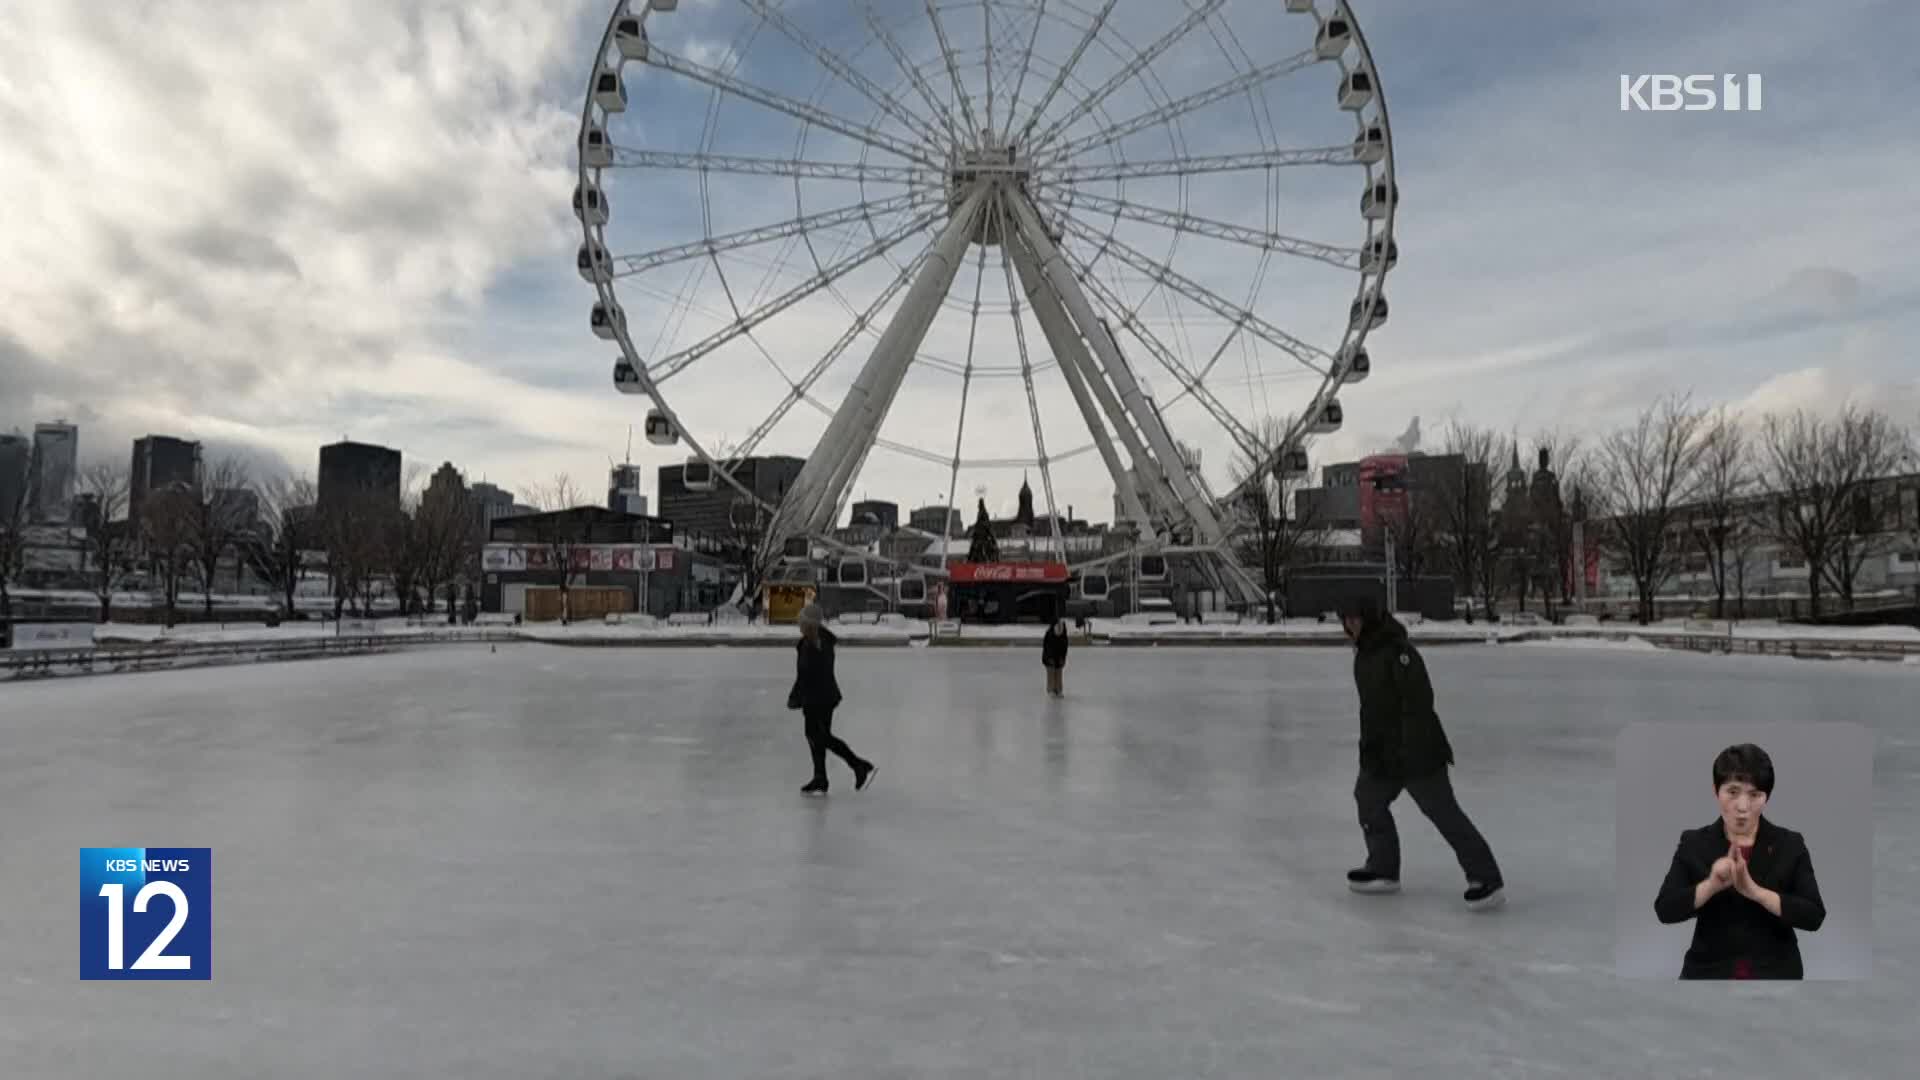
left=0, top=441, right=36, bottom=627
left=418, top=479, right=473, bottom=619
left=183, top=457, right=253, bottom=617
left=1428, top=422, right=1507, bottom=620
left=1759, top=405, right=1908, bottom=616
left=322, top=487, right=395, bottom=618
left=251, top=474, right=317, bottom=618
left=1728, top=500, right=1767, bottom=620
left=75, top=464, right=131, bottom=622
left=1821, top=408, right=1908, bottom=610
left=1590, top=394, right=1708, bottom=624
left=1229, top=416, right=1331, bottom=622
left=1686, top=408, right=1754, bottom=619
left=142, top=487, right=198, bottom=627
left=528, top=473, right=583, bottom=623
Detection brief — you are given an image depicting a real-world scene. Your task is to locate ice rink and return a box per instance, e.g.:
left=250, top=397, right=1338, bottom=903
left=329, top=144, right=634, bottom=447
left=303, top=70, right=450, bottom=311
left=4, top=642, right=1916, bottom=1078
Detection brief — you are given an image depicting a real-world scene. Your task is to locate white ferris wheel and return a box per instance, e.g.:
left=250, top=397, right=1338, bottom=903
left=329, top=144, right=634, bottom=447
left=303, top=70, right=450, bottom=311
left=575, top=0, right=1397, bottom=607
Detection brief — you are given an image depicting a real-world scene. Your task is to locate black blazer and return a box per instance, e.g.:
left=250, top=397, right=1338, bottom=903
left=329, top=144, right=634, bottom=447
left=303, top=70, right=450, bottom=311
left=788, top=629, right=844, bottom=711
left=1653, top=816, right=1825, bottom=979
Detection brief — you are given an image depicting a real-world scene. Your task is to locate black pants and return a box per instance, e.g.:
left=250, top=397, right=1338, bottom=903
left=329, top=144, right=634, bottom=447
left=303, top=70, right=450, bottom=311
left=803, top=705, right=862, bottom=781
left=1355, top=768, right=1501, bottom=885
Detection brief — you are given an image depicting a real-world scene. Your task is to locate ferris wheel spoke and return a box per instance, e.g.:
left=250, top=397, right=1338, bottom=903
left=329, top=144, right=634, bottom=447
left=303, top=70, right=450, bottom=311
left=860, top=5, right=962, bottom=146
left=1011, top=0, right=1114, bottom=147
left=614, top=192, right=934, bottom=278
left=1051, top=212, right=1334, bottom=377
left=1043, top=145, right=1357, bottom=183
left=1063, top=262, right=1266, bottom=467
left=1025, top=0, right=1225, bottom=156
left=1034, top=48, right=1319, bottom=167
left=609, top=147, right=937, bottom=186
left=647, top=46, right=941, bottom=167
left=924, top=0, right=983, bottom=140
left=730, top=249, right=934, bottom=463
left=1045, top=189, right=1362, bottom=271
left=740, top=0, right=949, bottom=152
left=942, top=231, right=994, bottom=570
left=650, top=206, right=944, bottom=385
left=997, top=0, right=1045, bottom=146
left=995, top=204, right=1064, bottom=550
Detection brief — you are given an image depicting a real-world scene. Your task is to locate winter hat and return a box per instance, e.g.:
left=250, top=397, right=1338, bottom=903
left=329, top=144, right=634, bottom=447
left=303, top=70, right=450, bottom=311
left=798, top=603, right=824, bottom=627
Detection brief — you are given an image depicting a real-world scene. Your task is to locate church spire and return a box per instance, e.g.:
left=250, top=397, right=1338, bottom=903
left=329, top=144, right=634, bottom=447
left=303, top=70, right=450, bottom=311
left=1016, top=471, right=1035, bottom=527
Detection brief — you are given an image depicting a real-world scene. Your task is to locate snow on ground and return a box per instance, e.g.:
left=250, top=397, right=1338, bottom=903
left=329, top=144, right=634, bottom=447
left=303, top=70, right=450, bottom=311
left=1509, top=635, right=1665, bottom=652
left=2, top=646, right=1914, bottom=1077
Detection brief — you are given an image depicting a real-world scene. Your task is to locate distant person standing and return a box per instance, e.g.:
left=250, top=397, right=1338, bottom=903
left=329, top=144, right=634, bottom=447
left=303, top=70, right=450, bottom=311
left=788, top=604, right=875, bottom=797
left=1340, top=596, right=1505, bottom=910
left=1042, top=618, right=1071, bottom=696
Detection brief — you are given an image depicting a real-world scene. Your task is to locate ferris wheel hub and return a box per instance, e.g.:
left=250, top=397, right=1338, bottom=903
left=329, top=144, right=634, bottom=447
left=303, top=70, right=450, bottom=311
left=947, top=145, right=1029, bottom=246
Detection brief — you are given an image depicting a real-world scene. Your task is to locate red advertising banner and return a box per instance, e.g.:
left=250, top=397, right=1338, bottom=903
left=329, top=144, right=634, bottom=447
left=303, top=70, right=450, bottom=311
left=947, top=561, right=1070, bottom=584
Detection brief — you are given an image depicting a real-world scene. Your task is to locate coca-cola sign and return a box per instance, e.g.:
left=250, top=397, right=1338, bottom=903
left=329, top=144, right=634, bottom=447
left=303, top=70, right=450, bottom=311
left=948, top=561, right=1069, bottom=584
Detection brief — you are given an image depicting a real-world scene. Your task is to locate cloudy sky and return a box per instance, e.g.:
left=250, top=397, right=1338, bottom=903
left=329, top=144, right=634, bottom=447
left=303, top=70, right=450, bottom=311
left=2, top=0, right=1915, bottom=524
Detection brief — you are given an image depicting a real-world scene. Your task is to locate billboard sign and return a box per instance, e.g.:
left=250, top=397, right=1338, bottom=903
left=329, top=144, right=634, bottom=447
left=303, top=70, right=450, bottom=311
left=947, top=561, right=1070, bottom=584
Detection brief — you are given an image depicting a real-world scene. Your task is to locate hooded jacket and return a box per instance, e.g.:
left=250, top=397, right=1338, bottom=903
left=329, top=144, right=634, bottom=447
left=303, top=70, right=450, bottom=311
left=1349, top=606, right=1453, bottom=781
left=1653, top=815, right=1824, bottom=979
left=789, top=627, right=844, bottom=711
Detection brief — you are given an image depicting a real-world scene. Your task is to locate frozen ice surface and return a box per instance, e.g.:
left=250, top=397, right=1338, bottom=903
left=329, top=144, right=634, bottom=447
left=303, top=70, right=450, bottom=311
left=3, top=644, right=1916, bottom=1078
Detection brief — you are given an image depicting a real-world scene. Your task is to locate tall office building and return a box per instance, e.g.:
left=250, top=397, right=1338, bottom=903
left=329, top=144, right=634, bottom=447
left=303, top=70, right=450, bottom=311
left=318, top=440, right=402, bottom=515
left=608, top=463, right=648, bottom=517
left=468, top=481, right=520, bottom=537
left=31, top=421, right=78, bottom=523
left=657, top=455, right=803, bottom=540
left=0, top=433, right=29, bottom=521
left=130, top=435, right=204, bottom=528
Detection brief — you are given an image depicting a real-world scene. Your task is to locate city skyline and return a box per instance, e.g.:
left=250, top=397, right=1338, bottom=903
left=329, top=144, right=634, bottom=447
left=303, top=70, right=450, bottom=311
left=2, top=2, right=1916, bottom=519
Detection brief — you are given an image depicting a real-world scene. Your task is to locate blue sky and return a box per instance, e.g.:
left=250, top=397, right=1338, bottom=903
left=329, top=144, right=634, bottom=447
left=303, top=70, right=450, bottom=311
left=2, top=0, right=1914, bottom=520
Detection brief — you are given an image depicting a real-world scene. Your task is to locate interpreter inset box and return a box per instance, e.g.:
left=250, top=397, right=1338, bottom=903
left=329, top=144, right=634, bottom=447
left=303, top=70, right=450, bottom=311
left=1615, top=723, right=1871, bottom=979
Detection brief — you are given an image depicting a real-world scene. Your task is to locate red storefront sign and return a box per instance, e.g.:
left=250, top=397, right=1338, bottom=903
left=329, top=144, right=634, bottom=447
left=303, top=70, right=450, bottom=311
left=947, top=561, right=1069, bottom=584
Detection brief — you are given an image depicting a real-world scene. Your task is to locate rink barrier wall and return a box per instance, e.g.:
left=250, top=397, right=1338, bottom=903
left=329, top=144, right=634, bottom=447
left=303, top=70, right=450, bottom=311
left=0, top=630, right=520, bottom=682
left=7, top=626, right=1917, bottom=682
left=1508, top=629, right=1920, bottom=661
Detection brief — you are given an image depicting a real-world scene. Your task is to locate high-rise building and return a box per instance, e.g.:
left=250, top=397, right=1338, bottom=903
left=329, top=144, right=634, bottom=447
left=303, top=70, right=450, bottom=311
left=130, top=435, right=204, bottom=528
left=609, top=463, right=647, bottom=517
left=468, top=481, right=521, bottom=537
left=318, top=440, right=402, bottom=515
left=426, top=462, right=466, bottom=504
left=31, top=421, right=78, bottom=523
left=0, top=433, right=30, bottom=522
left=657, top=455, right=803, bottom=540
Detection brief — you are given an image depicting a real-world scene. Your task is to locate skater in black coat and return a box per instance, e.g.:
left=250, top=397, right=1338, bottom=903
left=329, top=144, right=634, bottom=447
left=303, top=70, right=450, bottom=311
left=1654, top=743, right=1825, bottom=979
left=1340, top=596, right=1505, bottom=909
left=788, top=604, right=874, bottom=797
left=1041, top=618, right=1070, bottom=696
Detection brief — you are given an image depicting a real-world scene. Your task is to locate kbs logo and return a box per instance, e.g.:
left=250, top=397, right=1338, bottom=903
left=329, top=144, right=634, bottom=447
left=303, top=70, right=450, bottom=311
left=1620, top=74, right=1763, bottom=112
left=80, top=847, right=211, bottom=980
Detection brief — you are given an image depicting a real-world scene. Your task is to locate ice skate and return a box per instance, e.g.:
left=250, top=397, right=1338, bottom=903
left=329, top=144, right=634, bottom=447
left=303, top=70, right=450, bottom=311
left=1347, top=869, right=1401, bottom=894
left=1464, top=881, right=1505, bottom=911
left=801, top=778, right=829, bottom=797
left=853, top=761, right=877, bottom=791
